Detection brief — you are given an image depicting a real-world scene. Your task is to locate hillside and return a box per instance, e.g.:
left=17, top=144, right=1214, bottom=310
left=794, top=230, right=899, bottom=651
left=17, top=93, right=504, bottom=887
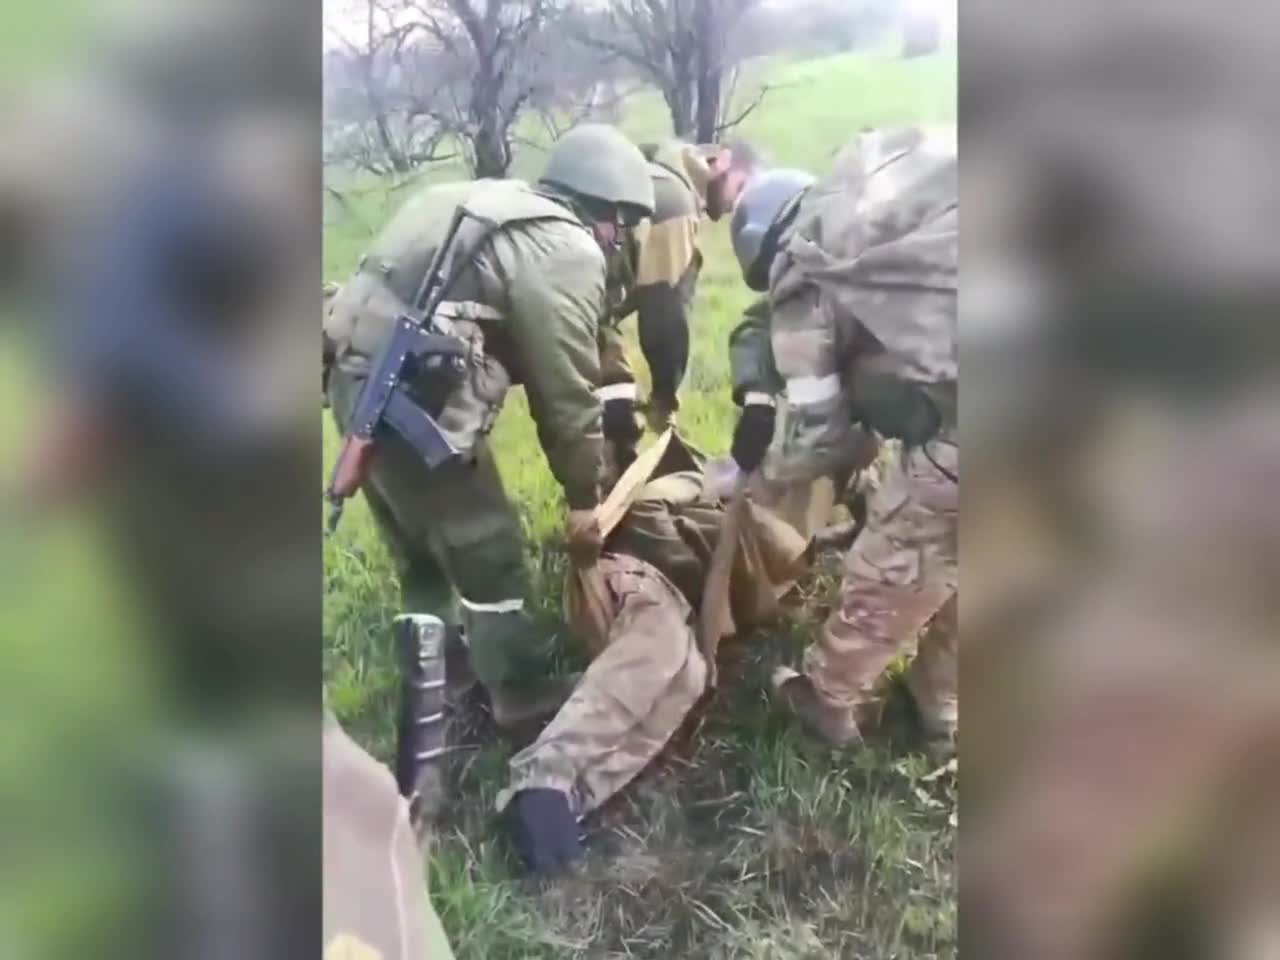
left=323, top=50, right=958, bottom=959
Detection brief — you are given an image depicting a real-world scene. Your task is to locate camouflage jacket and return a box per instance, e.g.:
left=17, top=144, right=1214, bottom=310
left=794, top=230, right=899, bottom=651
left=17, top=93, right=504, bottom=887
left=730, top=127, right=958, bottom=473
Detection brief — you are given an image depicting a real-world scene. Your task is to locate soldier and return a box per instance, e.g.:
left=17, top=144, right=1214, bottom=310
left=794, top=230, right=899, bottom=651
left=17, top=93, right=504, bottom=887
left=725, top=127, right=958, bottom=748
left=497, top=433, right=815, bottom=874
left=324, top=124, right=656, bottom=732
left=599, top=140, right=759, bottom=466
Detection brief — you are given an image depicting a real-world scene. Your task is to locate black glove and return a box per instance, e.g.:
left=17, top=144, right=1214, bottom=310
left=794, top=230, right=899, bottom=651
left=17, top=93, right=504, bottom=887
left=731, top=401, right=776, bottom=472
left=603, top=396, right=642, bottom=445
left=511, top=788, right=582, bottom=875
left=603, top=396, right=642, bottom=468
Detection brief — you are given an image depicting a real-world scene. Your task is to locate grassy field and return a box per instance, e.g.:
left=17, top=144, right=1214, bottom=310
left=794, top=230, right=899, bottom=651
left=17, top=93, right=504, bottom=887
left=325, top=50, right=957, bottom=958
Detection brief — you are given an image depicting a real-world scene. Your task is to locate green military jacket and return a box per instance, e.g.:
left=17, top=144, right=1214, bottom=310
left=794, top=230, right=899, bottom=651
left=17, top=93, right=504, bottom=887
left=325, top=179, right=610, bottom=509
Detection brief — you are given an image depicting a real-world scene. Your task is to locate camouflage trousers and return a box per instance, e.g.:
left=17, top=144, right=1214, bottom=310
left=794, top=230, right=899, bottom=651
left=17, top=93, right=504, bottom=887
left=807, top=441, right=958, bottom=731
left=496, top=554, right=706, bottom=816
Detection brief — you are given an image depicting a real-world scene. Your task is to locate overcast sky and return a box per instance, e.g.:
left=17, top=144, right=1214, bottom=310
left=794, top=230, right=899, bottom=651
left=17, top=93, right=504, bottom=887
left=323, top=0, right=957, bottom=52
left=323, top=0, right=360, bottom=49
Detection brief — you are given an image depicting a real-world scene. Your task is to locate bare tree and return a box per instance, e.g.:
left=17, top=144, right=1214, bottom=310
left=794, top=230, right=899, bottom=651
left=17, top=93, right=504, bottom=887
left=324, top=0, right=456, bottom=175
left=326, top=0, right=570, bottom=179
left=579, top=0, right=765, bottom=143
left=730, top=0, right=904, bottom=59
left=397, top=0, right=562, bottom=178
left=524, top=5, right=647, bottom=135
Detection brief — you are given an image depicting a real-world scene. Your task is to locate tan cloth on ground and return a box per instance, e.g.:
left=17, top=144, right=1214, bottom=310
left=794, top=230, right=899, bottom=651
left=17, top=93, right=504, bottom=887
left=568, top=431, right=812, bottom=654
left=566, top=429, right=679, bottom=655
left=498, top=554, right=704, bottom=815
left=752, top=472, right=838, bottom=544
left=511, top=434, right=817, bottom=815
left=323, top=713, right=455, bottom=960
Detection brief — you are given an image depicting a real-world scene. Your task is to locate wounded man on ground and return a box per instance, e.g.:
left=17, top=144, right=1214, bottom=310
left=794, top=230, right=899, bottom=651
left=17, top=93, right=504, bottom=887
left=497, top=430, right=825, bottom=875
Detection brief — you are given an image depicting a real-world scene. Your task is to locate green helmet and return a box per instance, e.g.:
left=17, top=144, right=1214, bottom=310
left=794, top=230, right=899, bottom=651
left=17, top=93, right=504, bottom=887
left=539, top=124, right=655, bottom=224
left=730, top=168, right=815, bottom=291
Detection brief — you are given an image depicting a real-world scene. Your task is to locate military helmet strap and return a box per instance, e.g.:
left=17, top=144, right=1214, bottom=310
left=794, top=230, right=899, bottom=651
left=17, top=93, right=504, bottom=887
left=531, top=184, right=604, bottom=227
left=753, top=189, right=808, bottom=288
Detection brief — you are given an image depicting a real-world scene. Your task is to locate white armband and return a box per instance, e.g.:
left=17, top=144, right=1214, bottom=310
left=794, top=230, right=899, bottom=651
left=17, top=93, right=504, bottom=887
left=598, top=382, right=638, bottom=403
left=785, top=374, right=841, bottom=405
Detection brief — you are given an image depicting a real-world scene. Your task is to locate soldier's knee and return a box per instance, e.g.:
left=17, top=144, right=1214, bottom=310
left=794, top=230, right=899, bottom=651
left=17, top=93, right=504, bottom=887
left=397, top=556, right=453, bottom=615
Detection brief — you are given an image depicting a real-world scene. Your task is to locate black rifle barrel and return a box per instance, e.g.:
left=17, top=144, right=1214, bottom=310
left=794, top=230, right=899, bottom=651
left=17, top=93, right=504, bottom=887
left=410, top=204, right=470, bottom=318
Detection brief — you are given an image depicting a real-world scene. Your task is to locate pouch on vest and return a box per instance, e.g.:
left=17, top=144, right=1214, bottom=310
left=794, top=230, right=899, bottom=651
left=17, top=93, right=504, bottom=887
left=764, top=389, right=870, bottom=486
left=425, top=317, right=511, bottom=459
left=849, top=373, right=943, bottom=447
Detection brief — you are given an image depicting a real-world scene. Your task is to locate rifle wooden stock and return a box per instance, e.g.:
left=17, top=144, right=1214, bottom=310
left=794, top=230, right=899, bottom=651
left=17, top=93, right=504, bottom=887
left=328, top=434, right=376, bottom=500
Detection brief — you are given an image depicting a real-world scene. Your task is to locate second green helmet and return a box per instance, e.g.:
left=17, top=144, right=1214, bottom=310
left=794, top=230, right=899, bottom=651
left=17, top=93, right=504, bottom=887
left=539, top=124, right=655, bottom=223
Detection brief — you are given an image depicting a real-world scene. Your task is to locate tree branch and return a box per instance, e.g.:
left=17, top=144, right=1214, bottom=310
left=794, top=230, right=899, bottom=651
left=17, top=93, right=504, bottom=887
left=572, top=29, right=670, bottom=87
left=714, top=81, right=777, bottom=135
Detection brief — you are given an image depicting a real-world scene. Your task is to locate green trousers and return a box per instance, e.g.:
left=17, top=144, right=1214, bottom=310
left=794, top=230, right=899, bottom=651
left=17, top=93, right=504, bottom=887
left=329, top=368, right=550, bottom=691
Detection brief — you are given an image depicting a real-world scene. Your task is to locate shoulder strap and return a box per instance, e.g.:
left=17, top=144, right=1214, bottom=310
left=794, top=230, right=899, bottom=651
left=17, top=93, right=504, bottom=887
left=651, top=159, right=695, bottom=196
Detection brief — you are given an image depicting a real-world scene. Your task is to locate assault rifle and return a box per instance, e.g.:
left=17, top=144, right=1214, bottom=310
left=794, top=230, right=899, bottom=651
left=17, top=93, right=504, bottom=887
left=325, top=207, right=472, bottom=536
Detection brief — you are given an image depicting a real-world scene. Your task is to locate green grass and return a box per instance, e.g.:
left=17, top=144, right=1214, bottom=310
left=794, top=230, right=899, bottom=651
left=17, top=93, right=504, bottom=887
left=324, top=50, right=956, bottom=958
left=0, top=0, right=92, bottom=80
